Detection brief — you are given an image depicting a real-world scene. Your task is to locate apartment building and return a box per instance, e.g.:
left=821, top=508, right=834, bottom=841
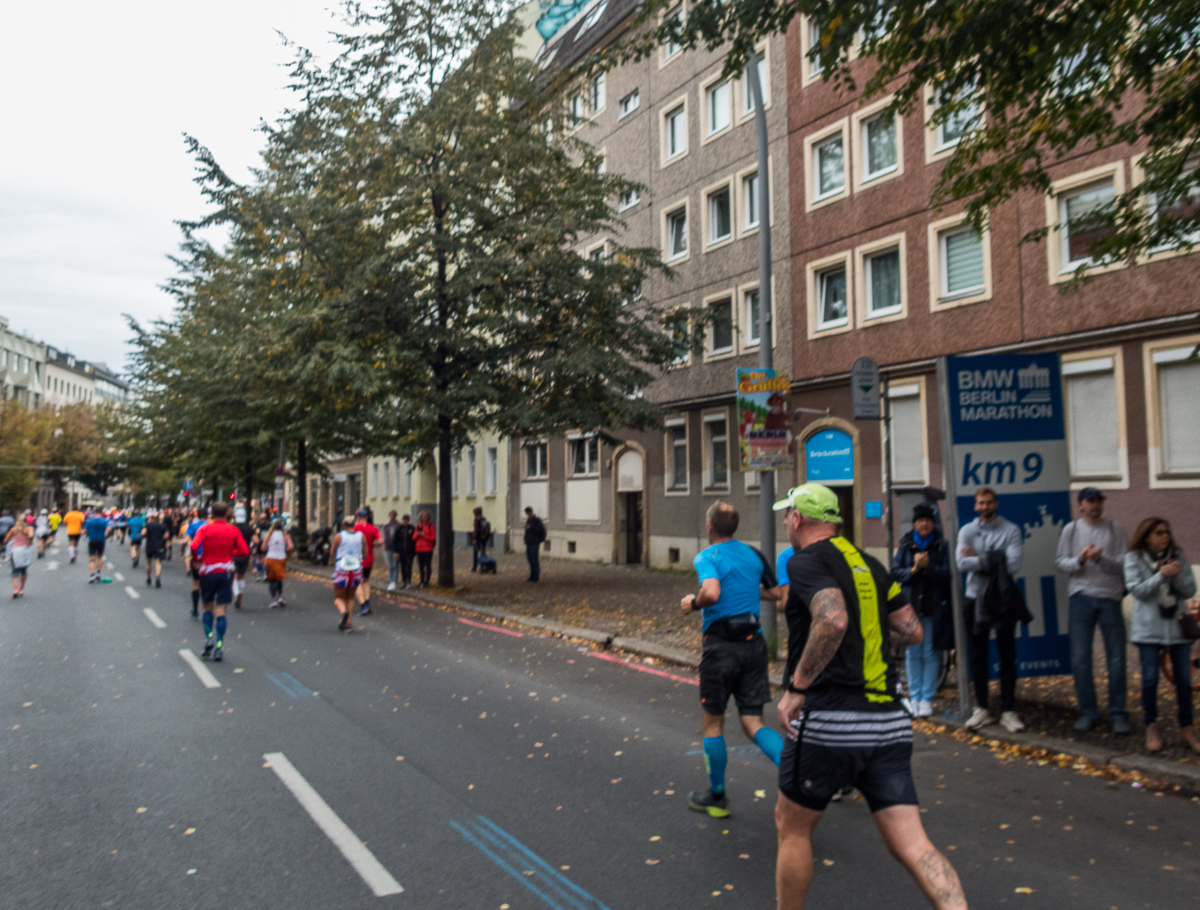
left=509, top=0, right=792, bottom=568
left=0, top=316, right=45, bottom=408
left=786, top=18, right=1200, bottom=558
left=43, top=347, right=96, bottom=408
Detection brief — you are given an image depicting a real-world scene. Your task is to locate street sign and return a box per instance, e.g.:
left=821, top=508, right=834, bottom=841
left=851, top=357, right=881, bottom=419
left=944, top=352, right=1071, bottom=679
left=805, top=430, right=853, bottom=483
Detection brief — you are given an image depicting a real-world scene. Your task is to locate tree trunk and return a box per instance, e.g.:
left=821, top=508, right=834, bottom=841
left=437, top=415, right=454, bottom=588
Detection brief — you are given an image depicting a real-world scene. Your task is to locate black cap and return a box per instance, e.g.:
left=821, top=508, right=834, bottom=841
left=1077, top=487, right=1106, bottom=502
left=912, top=502, right=937, bottom=522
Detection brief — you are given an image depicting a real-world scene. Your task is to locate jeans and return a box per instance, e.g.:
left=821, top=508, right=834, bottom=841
left=416, top=552, right=432, bottom=586
left=526, top=543, right=540, bottom=581
left=386, top=550, right=399, bottom=587
left=398, top=552, right=413, bottom=585
left=1068, top=594, right=1128, bottom=719
left=472, top=541, right=488, bottom=571
left=1137, top=643, right=1194, bottom=727
left=905, top=616, right=940, bottom=704
left=970, top=619, right=1017, bottom=713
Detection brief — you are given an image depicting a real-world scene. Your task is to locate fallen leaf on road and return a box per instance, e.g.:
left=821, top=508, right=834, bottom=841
left=754, top=790, right=766, bottom=798
left=233, top=668, right=244, bottom=674
left=1014, top=887, right=1033, bottom=894
left=615, top=751, right=623, bottom=756
left=823, top=860, right=834, bottom=866
left=22, top=702, right=31, bottom=707
left=999, top=823, right=1010, bottom=829
left=479, top=712, right=487, bottom=719
left=187, top=869, right=196, bottom=875
left=28, top=764, right=36, bottom=770
left=1163, top=865, right=1175, bottom=870
left=560, top=865, right=570, bottom=870
left=611, top=778, right=622, bottom=784
left=711, top=892, right=720, bottom=897
left=649, top=836, right=661, bottom=842
left=136, top=808, right=147, bottom=814
left=184, top=828, right=195, bottom=836
left=11, top=725, right=17, bottom=730
left=724, top=885, right=733, bottom=890
left=646, top=859, right=659, bottom=865
left=469, top=784, right=475, bottom=790
left=263, top=763, right=272, bottom=768
left=396, top=756, right=404, bottom=761
left=522, top=870, right=534, bottom=876
left=739, top=854, right=749, bottom=860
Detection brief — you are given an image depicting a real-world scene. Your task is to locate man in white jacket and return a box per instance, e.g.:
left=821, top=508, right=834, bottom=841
left=1055, top=488, right=1130, bottom=734
left=956, top=488, right=1025, bottom=733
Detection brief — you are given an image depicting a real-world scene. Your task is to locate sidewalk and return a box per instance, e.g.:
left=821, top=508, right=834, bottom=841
left=296, top=547, right=1200, bottom=778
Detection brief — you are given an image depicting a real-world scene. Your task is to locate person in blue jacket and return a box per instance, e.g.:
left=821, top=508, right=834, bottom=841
left=891, top=503, right=952, bottom=717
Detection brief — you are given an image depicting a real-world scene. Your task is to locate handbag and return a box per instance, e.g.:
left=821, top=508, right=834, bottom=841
left=1180, top=607, right=1200, bottom=642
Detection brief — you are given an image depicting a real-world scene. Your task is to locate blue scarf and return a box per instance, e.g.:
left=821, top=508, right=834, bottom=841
left=912, top=530, right=933, bottom=551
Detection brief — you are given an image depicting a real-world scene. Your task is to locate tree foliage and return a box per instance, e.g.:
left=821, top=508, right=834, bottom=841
left=618, top=0, right=1200, bottom=266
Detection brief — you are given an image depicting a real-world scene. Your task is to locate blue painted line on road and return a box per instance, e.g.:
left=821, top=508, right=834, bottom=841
left=452, top=816, right=610, bottom=910
left=266, top=672, right=314, bottom=699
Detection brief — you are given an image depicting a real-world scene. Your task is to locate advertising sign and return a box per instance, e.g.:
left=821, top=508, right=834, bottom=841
left=851, top=356, right=881, bottom=420
left=736, top=368, right=793, bottom=471
left=946, top=353, right=1071, bottom=678
left=805, top=430, right=853, bottom=483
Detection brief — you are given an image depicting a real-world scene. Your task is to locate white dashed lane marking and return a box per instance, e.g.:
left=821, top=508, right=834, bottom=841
left=179, top=649, right=220, bottom=688
left=143, top=608, right=167, bottom=629
left=124, top=585, right=140, bottom=600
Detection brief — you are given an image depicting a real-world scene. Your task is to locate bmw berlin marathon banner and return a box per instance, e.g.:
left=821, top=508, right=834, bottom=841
left=947, top=353, right=1071, bottom=678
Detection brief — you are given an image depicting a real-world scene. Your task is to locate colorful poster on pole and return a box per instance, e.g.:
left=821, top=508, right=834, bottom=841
left=736, top=368, right=793, bottom=471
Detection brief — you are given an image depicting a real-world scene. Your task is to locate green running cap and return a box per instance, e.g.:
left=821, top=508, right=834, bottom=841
left=772, top=482, right=842, bottom=522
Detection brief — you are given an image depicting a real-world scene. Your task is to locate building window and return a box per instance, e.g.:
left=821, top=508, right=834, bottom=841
left=935, top=96, right=977, bottom=152
left=665, top=105, right=687, bottom=159
left=382, top=461, right=391, bottom=498
left=705, top=417, right=729, bottom=488
left=1063, top=357, right=1122, bottom=478
left=619, top=88, right=640, bottom=118
left=486, top=447, right=498, bottom=495
left=817, top=264, right=848, bottom=329
left=707, top=187, right=731, bottom=245
left=568, top=92, right=584, bottom=122
left=590, top=73, right=605, bottom=114
left=1152, top=346, right=1200, bottom=476
left=525, top=441, right=548, bottom=479
left=709, top=297, right=734, bottom=355
left=589, top=243, right=606, bottom=263
left=742, top=171, right=760, bottom=229
left=806, top=18, right=823, bottom=78
left=666, top=206, right=688, bottom=260
left=668, top=313, right=691, bottom=366
left=706, top=79, right=731, bottom=136
left=467, top=447, right=477, bottom=494
left=371, top=463, right=379, bottom=497
left=940, top=226, right=985, bottom=298
left=862, top=112, right=898, bottom=182
left=1144, top=155, right=1200, bottom=251
left=405, top=464, right=413, bottom=498
left=1060, top=180, right=1116, bottom=270
left=888, top=384, right=926, bottom=483
left=744, top=288, right=769, bottom=348
left=450, top=453, right=460, bottom=495
left=578, top=0, right=609, bottom=36
left=618, top=187, right=641, bottom=211
left=667, top=421, right=688, bottom=490
left=663, top=5, right=684, bottom=60
left=311, top=481, right=320, bottom=520
left=570, top=436, right=600, bottom=476
left=864, top=246, right=902, bottom=318
left=814, top=134, right=845, bottom=200
left=741, top=52, right=769, bottom=114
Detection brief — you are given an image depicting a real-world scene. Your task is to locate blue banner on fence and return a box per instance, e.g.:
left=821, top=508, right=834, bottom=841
left=946, top=353, right=1072, bottom=679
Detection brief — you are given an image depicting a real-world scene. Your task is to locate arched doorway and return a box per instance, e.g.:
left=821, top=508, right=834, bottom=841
left=612, top=446, right=647, bottom=565
left=799, top=418, right=862, bottom=548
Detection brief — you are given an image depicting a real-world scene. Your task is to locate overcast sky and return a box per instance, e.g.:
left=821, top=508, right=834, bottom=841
left=0, top=1, right=345, bottom=372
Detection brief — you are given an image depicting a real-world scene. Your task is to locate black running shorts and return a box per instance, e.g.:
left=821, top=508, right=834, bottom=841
left=87, top=539, right=105, bottom=557
left=362, top=565, right=373, bottom=581
left=199, top=571, right=233, bottom=605
left=698, top=634, right=771, bottom=717
left=233, top=558, right=250, bottom=575
left=68, top=534, right=81, bottom=544
left=146, top=548, right=165, bottom=561
left=779, top=708, right=918, bottom=813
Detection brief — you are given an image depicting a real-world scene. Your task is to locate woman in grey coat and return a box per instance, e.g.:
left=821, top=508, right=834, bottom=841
left=1123, top=517, right=1199, bottom=753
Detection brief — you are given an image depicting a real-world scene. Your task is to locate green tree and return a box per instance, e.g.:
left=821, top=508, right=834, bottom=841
left=619, top=0, right=1200, bottom=266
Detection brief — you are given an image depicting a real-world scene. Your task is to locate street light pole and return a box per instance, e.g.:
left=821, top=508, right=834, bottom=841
left=746, top=50, right=778, bottom=659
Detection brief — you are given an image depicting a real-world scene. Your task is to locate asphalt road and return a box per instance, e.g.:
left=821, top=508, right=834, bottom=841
left=3, top=533, right=1198, bottom=909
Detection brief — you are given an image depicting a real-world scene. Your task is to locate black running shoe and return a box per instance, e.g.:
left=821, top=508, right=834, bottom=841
left=213, top=645, right=223, bottom=662
left=338, top=612, right=351, bottom=631
left=201, top=641, right=214, bottom=659
left=360, top=605, right=372, bottom=616
left=191, top=606, right=198, bottom=618
left=687, top=789, right=730, bottom=818
left=146, top=576, right=152, bottom=587
left=156, top=577, right=161, bottom=589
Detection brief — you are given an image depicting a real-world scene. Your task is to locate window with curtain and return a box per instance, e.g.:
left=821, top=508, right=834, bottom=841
left=1060, top=181, right=1115, bottom=269
left=865, top=247, right=902, bottom=316
left=371, top=464, right=378, bottom=497
left=668, top=424, right=688, bottom=489
left=1064, top=359, right=1120, bottom=477
left=666, top=106, right=687, bottom=158
left=940, top=226, right=984, bottom=297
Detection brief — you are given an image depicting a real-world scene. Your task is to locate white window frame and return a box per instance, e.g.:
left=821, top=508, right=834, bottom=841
left=852, top=95, right=903, bottom=190
left=524, top=440, right=549, bottom=480
left=450, top=453, right=460, bottom=496
left=485, top=446, right=498, bottom=495
left=467, top=446, right=477, bottom=495
left=1045, top=162, right=1127, bottom=284
left=568, top=91, right=584, bottom=124
left=854, top=233, right=907, bottom=326
left=883, top=379, right=929, bottom=485
left=800, top=16, right=825, bottom=86
left=1143, top=336, right=1200, bottom=488
left=1061, top=347, right=1129, bottom=489
left=664, top=417, right=689, bottom=494
left=661, top=98, right=689, bottom=165
left=738, top=277, right=777, bottom=354
left=702, top=178, right=734, bottom=250
left=568, top=434, right=601, bottom=478
left=702, top=409, right=731, bottom=491
left=1131, top=151, right=1200, bottom=262
left=618, top=88, right=641, bottom=119
left=660, top=5, right=685, bottom=65
left=371, top=463, right=379, bottom=497
left=589, top=73, right=606, bottom=116
left=927, top=212, right=993, bottom=311
left=737, top=42, right=771, bottom=119
left=405, top=463, right=413, bottom=499
left=804, top=118, right=850, bottom=211
left=668, top=311, right=691, bottom=367
left=702, top=74, right=733, bottom=141
left=618, top=187, right=641, bottom=212
left=806, top=251, right=853, bottom=338
left=663, top=201, right=690, bottom=263
left=735, top=158, right=772, bottom=237
left=923, top=83, right=981, bottom=164
left=704, top=292, right=736, bottom=360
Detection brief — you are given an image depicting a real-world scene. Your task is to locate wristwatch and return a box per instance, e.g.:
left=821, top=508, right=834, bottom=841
left=785, top=680, right=808, bottom=695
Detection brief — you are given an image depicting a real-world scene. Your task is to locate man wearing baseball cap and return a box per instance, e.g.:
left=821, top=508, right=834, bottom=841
left=1055, top=487, right=1130, bottom=733
left=772, top=482, right=966, bottom=910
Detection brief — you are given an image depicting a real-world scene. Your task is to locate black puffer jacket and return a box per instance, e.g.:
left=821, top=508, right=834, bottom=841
left=891, top=527, right=954, bottom=651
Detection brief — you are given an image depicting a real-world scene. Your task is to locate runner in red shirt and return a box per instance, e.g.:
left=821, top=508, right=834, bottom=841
left=190, top=502, right=250, bottom=662
left=353, top=509, right=381, bottom=616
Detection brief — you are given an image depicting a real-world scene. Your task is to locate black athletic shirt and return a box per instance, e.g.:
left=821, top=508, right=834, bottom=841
left=144, top=521, right=168, bottom=551
left=235, top=522, right=255, bottom=546
left=784, top=537, right=908, bottom=712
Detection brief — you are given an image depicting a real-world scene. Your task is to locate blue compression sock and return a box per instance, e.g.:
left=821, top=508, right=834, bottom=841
left=202, top=611, right=213, bottom=637
left=754, top=727, right=784, bottom=767
left=215, top=615, right=226, bottom=645
left=703, top=736, right=728, bottom=795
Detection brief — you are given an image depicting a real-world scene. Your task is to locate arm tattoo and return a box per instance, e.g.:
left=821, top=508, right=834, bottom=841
left=889, top=608, right=922, bottom=655
left=794, top=588, right=848, bottom=689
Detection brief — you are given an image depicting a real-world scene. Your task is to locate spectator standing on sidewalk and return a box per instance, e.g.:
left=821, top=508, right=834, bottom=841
left=957, top=487, right=1027, bottom=733
left=414, top=511, right=436, bottom=587
left=892, top=503, right=952, bottom=718
left=383, top=511, right=400, bottom=591
left=1123, top=517, right=1199, bottom=754
left=393, top=514, right=416, bottom=589
left=524, top=507, right=546, bottom=582
left=1055, top=488, right=1130, bottom=734
left=471, top=507, right=492, bottom=572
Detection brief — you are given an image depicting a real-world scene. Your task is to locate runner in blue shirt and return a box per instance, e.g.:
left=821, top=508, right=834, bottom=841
left=183, top=511, right=208, bottom=617
left=680, top=500, right=784, bottom=817
left=84, top=512, right=111, bottom=583
left=128, top=512, right=146, bottom=567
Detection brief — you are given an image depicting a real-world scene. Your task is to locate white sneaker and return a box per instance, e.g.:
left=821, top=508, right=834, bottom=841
left=387, top=582, right=396, bottom=592
left=917, top=701, right=933, bottom=718
left=999, top=711, right=1026, bottom=733
left=964, top=706, right=993, bottom=730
